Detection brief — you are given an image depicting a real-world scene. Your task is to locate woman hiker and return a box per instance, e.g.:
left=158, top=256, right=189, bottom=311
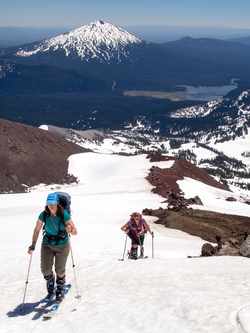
left=28, top=193, right=77, bottom=300
left=121, top=212, right=153, bottom=259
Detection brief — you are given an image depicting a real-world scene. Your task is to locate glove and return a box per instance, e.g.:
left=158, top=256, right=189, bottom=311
left=29, top=242, right=36, bottom=251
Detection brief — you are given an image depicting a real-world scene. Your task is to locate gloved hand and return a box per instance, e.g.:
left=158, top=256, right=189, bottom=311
left=28, top=242, right=36, bottom=254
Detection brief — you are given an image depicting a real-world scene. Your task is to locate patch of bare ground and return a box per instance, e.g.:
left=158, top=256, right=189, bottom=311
left=143, top=154, right=250, bottom=242
left=123, top=90, right=191, bottom=101
left=0, top=118, right=90, bottom=193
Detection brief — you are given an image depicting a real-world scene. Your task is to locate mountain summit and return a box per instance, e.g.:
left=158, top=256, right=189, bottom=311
left=15, top=20, right=145, bottom=64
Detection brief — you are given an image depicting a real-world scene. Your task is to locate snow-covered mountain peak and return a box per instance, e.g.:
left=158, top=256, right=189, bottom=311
left=71, top=20, right=142, bottom=45
left=15, top=20, right=145, bottom=63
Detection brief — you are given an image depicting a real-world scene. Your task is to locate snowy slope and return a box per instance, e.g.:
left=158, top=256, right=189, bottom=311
left=40, top=122, right=250, bottom=198
left=1, top=152, right=250, bottom=333
left=15, top=20, right=145, bottom=63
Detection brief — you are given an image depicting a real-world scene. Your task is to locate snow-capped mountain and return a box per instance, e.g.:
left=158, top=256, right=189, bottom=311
left=15, top=20, right=147, bottom=64
left=2, top=20, right=250, bottom=93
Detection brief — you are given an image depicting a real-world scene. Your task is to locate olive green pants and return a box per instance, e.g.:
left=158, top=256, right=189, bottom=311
left=41, top=241, right=70, bottom=277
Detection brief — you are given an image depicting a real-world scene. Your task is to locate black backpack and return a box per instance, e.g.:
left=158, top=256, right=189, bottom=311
left=55, top=191, right=71, bottom=216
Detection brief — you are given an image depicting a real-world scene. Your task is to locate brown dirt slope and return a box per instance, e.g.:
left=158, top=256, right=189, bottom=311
left=146, top=153, right=229, bottom=198
left=144, top=154, right=250, bottom=243
left=143, top=207, right=250, bottom=243
left=0, top=118, right=89, bottom=193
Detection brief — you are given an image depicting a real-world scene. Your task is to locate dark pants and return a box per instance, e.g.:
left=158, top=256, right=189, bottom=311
left=127, top=231, right=145, bottom=246
left=41, top=242, right=69, bottom=277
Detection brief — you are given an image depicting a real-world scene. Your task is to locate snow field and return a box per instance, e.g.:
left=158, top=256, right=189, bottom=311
left=1, top=152, right=250, bottom=332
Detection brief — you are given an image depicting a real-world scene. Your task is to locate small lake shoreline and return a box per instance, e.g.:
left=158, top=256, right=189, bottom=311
left=124, top=79, right=239, bottom=102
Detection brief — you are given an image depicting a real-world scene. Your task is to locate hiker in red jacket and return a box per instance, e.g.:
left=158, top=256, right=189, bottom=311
left=121, top=212, right=153, bottom=259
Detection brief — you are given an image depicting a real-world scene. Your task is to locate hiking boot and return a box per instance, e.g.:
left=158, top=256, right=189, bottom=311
left=131, top=247, right=138, bottom=260
left=45, top=272, right=55, bottom=294
left=56, top=288, right=65, bottom=301
left=128, top=248, right=133, bottom=259
left=56, top=275, right=66, bottom=301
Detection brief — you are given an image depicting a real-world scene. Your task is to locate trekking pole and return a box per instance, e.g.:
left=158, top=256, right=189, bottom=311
left=68, top=233, right=81, bottom=300
left=138, top=233, right=142, bottom=258
left=21, top=251, right=33, bottom=311
left=152, top=232, right=154, bottom=259
left=121, top=233, right=128, bottom=261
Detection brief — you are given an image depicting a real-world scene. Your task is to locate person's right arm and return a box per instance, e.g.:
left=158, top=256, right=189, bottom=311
left=28, top=219, right=43, bottom=254
left=121, top=223, right=129, bottom=233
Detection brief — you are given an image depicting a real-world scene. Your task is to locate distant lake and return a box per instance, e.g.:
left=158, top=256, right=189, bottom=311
left=177, top=78, right=239, bottom=101
left=123, top=79, right=239, bottom=102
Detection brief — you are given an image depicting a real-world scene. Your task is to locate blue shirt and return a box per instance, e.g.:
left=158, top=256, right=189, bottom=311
left=39, top=210, right=71, bottom=246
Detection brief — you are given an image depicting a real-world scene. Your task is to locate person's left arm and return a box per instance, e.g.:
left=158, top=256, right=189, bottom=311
left=65, top=218, right=77, bottom=235
left=144, top=221, right=153, bottom=236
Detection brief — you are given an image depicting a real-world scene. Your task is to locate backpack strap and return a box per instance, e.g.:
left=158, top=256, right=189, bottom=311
left=50, top=216, right=59, bottom=232
left=42, top=211, right=67, bottom=245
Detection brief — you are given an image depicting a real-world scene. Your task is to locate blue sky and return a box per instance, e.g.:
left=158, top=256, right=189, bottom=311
left=1, top=0, right=250, bottom=28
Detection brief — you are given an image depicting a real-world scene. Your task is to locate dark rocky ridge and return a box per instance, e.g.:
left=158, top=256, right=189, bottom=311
left=0, top=118, right=89, bottom=193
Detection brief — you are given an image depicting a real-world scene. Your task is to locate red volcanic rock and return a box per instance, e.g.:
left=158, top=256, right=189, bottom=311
left=143, top=154, right=250, bottom=243
left=146, top=153, right=230, bottom=200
